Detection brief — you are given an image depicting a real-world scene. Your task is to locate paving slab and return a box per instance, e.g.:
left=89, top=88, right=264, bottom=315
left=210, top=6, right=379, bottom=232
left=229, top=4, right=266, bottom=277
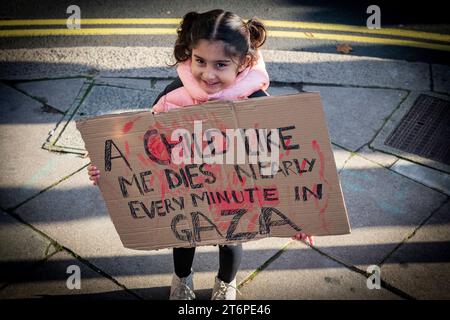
left=371, top=91, right=450, bottom=174
left=313, top=154, right=447, bottom=269
left=93, top=77, right=153, bottom=91
left=358, top=146, right=399, bottom=168
left=0, top=83, right=89, bottom=209
left=303, top=85, right=407, bottom=151
left=332, top=144, right=352, bottom=172
left=239, top=240, right=401, bottom=299
left=266, top=85, right=299, bottom=96
left=391, top=159, right=450, bottom=195
left=75, top=85, right=159, bottom=118
left=153, top=79, right=177, bottom=91
left=0, top=82, right=42, bottom=118
left=432, top=64, right=450, bottom=95
left=263, top=49, right=430, bottom=90
left=0, top=210, right=58, bottom=287
left=0, top=250, right=137, bottom=300
left=53, top=84, right=160, bottom=150
left=381, top=201, right=450, bottom=299
left=16, top=78, right=87, bottom=113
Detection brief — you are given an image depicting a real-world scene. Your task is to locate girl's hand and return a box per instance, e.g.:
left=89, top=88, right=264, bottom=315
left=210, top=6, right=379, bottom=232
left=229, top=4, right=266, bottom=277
left=292, top=232, right=315, bottom=246
left=87, top=164, right=100, bottom=185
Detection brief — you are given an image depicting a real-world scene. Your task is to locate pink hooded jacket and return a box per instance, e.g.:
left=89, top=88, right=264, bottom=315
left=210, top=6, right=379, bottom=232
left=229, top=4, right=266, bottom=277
left=152, top=51, right=270, bottom=112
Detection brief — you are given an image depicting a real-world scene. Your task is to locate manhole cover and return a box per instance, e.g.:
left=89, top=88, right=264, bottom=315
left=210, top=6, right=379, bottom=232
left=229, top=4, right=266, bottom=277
left=384, top=94, right=450, bottom=165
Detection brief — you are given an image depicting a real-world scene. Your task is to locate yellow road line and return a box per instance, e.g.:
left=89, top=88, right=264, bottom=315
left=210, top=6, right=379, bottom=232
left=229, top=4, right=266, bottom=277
left=0, top=18, right=181, bottom=26
left=0, top=28, right=177, bottom=36
left=1, top=18, right=449, bottom=43
left=269, top=30, right=450, bottom=52
left=263, top=20, right=450, bottom=43
left=1, top=27, right=449, bottom=52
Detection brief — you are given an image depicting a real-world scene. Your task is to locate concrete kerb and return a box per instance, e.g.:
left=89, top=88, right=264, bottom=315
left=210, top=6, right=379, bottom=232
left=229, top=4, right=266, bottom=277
left=0, top=47, right=432, bottom=90
left=14, top=77, right=87, bottom=113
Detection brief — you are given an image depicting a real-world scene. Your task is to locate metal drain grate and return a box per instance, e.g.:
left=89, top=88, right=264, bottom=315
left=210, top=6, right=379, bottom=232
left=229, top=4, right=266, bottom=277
left=384, top=94, right=450, bottom=165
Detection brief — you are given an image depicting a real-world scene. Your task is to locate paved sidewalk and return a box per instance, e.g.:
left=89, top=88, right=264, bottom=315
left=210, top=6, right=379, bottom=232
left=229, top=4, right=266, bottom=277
left=0, top=47, right=449, bottom=300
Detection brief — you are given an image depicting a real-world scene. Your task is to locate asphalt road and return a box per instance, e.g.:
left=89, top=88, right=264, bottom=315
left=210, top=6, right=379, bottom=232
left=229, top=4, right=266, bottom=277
left=1, top=0, right=449, bottom=64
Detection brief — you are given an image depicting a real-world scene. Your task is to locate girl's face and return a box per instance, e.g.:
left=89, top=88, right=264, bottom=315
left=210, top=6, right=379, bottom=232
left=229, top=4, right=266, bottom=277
left=191, top=40, right=249, bottom=94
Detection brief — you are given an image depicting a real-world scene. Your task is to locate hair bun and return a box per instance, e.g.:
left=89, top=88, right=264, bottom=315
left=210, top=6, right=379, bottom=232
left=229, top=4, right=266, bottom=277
left=178, top=11, right=198, bottom=35
left=247, top=18, right=267, bottom=49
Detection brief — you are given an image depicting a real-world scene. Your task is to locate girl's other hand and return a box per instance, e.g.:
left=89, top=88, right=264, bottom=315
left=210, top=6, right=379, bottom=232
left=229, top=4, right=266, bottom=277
left=292, top=232, right=315, bottom=246
left=87, top=164, right=100, bottom=185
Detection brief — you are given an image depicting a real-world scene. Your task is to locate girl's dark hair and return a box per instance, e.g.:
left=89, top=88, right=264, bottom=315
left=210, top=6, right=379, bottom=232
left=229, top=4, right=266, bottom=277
left=173, top=9, right=267, bottom=67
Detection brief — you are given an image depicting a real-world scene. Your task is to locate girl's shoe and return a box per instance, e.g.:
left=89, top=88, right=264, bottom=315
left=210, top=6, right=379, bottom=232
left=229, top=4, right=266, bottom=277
left=211, top=276, right=239, bottom=300
left=169, top=271, right=195, bottom=300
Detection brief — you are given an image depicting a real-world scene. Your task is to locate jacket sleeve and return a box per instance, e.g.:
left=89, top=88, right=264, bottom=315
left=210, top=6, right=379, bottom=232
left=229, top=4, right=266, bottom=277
left=151, top=77, right=184, bottom=110
left=248, top=89, right=269, bottom=98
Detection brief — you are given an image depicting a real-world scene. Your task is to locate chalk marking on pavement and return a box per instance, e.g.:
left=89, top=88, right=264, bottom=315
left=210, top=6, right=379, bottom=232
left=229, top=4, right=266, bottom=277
left=1, top=18, right=449, bottom=43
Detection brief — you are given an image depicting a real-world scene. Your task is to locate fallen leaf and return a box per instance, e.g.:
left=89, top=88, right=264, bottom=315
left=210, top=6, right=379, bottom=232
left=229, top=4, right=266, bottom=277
left=336, top=43, right=353, bottom=54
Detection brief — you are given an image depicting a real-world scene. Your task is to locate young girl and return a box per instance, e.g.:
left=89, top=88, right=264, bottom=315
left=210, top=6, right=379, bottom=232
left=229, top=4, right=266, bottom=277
left=88, top=9, right=313, bottom=300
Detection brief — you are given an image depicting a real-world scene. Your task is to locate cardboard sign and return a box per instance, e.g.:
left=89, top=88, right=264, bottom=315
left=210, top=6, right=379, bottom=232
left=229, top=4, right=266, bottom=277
left=76, top=93, right=350, bottom=251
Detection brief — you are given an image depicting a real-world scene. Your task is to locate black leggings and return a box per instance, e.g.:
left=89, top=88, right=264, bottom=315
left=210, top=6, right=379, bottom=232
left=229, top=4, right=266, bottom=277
left=173, top=244, right=243, bottom=283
